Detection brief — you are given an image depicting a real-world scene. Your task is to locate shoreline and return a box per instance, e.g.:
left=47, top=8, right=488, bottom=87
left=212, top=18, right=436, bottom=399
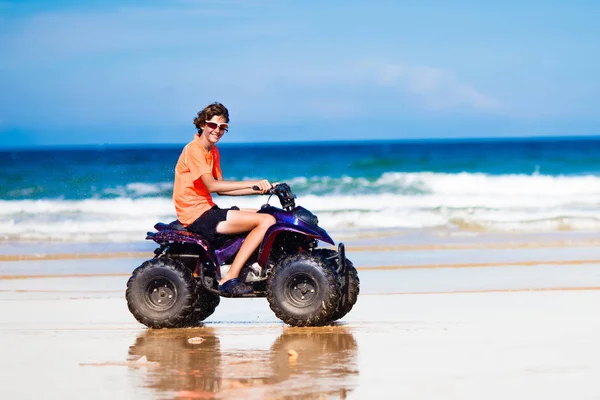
left=3, top=257, right=600, bottom=279
left=1, top=229, right=600, bottom=260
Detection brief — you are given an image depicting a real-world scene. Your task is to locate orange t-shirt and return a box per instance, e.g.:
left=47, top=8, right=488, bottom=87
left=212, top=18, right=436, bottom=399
left=173, top=135, right=223, bottom=226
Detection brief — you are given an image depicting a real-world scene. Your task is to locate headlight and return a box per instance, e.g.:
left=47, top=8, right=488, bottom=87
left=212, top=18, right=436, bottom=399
left=294, top=208, right=318, bottom=226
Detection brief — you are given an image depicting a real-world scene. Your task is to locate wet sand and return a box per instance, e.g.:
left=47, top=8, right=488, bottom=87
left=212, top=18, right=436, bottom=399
left=1, top=231, right=600, bottom=399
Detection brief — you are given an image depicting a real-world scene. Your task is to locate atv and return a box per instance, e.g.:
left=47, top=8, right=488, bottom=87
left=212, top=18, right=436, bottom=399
left=126, top=183, right=359, bottom=328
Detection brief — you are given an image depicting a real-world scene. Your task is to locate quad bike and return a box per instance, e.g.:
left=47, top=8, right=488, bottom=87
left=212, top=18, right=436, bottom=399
left=126, top=183, right=359, bottom=328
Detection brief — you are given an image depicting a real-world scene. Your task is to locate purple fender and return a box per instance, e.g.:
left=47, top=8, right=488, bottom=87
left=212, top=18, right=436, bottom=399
left=147, top=229, right=210, bottom=252
left=147, top=224, right=246, bottom=267
left=257, top=222, right=334, bottom=267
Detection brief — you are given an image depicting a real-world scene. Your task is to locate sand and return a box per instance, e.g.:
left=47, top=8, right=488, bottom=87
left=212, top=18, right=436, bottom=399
left=1, top=230, right=600, bottom=399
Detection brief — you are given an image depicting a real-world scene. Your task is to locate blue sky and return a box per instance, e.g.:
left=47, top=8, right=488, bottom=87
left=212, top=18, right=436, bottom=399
left=1, top=0, right=599, bottom=147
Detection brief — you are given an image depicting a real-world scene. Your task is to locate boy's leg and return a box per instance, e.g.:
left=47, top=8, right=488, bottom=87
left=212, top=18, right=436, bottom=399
left=215, top=210, right=276, bottom=284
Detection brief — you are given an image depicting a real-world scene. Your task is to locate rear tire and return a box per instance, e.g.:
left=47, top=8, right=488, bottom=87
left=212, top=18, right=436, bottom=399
left=182, top=287, right=221, bottom=327
left=126, top=258, right=196, bottom=328
left=267, top=253, right=341, bottom=327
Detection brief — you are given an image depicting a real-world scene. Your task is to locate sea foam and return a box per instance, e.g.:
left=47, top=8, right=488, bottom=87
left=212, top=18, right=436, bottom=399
left=1, top=172, right=599, bottom=242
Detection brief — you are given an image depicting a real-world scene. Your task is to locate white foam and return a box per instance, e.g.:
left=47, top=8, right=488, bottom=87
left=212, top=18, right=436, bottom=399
left=1, top=172, right=600, bottom=242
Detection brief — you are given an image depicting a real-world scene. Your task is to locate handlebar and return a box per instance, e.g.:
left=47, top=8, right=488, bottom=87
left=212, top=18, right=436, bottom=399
left=252, top=183, right=296, bottom=210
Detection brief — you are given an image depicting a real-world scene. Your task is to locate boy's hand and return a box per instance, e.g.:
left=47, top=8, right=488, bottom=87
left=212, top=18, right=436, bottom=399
left=253, top=180, right=272, bottom=193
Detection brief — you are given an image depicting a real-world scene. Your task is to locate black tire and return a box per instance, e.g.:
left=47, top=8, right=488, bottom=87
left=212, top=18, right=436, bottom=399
left=126, top=257, right=196, bottom=329
left=267, top=253, right=341, bottom=327
left=182, top=287, right=221, bottom=327
left=331, top=260, right=359, bottom=321
left=314, top=249, right=360, bottom=321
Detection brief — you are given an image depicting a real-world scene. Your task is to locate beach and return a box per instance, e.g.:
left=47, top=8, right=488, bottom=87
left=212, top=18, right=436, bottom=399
left=2, top=230, right=600, bottom=399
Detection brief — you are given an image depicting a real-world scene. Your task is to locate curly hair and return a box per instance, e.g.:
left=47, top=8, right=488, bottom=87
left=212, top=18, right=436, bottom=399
left=193, top=102, right=230, bottom=134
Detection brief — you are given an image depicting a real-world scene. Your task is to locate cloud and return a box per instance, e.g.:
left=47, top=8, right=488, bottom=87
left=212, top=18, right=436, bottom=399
left=376, top=63, right=500, bottom=111
left=0, top=2, right=501, bottom=131
left=214, top=59, right=501, bottom=119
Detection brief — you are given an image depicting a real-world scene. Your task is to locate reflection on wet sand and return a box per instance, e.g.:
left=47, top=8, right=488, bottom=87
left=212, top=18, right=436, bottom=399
left=128, top=326, right=359, bottom=399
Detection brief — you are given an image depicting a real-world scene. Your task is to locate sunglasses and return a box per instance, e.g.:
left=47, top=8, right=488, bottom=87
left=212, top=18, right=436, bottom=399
left=205, top=120, right=229, bottom=132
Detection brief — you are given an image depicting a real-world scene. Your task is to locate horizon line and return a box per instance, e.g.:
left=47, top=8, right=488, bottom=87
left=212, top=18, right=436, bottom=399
left=1, top=133, right=599, bottom=151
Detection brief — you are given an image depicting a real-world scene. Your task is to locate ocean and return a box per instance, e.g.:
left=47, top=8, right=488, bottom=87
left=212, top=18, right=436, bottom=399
left=1, top=137, right=599, bottom=242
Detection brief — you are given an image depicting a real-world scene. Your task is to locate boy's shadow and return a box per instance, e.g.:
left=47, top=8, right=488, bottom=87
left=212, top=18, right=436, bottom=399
left=128, top=325, right=359, bottom=398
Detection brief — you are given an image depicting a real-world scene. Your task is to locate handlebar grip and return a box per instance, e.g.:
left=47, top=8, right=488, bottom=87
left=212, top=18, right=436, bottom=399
left=253, top=185, right=276, bottom=193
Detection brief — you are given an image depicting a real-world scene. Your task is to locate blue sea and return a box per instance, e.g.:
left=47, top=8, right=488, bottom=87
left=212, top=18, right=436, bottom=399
left=1, top=137, right=599, bottom=242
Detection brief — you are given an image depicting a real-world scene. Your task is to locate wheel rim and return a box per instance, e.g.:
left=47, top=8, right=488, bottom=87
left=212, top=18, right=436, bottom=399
left=144, top=277, right=177, bottom=310
left=284, top=273, right=319, bottom=307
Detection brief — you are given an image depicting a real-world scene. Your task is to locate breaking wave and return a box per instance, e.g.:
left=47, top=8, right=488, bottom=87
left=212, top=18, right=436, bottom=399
left=1, top=172, right=599, bottom=242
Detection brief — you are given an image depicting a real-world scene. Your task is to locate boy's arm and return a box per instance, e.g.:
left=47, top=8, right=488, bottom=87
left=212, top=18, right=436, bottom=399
left=200, top=174, right=270, bottom=195
left=216, top=187, right=260, bottom=196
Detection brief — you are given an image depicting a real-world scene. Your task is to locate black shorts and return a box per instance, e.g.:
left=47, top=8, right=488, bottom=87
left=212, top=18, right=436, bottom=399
left=187, top=205, right=240, bottom=242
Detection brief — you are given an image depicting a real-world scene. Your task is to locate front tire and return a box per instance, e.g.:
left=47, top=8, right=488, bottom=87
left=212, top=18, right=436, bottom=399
left=126, top=258, right=196, bottom=329
left=331, top=260, right=359, bottom=321
left=267, top=253, right=341, bottom=327
left=314, top=249, right=360, bottom=321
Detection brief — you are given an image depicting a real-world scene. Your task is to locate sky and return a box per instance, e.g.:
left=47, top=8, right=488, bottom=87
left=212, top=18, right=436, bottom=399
left=0, top=0, right=599, bottom=147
